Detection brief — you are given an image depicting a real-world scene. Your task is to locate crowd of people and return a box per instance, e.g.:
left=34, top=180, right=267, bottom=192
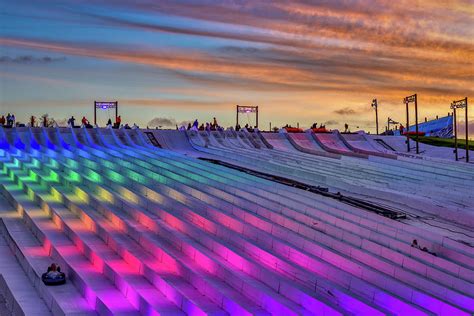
left=384, top=124, right=404, bottom=136
left=178, top=117, right=227, bottom=132
left=63, top=115, right=138, bottom=129
left=0, top=113, right=16, bottom=127
left=29, top=115, right=57, bottom=128
left=310, top=122, right=326, bottom=129
left=67, top=115, right=95, bottom=128
left=235, top=123, right=255, bottom=132
left=0, top=112, right=144, bottom=130
left=2, top=114, right=274, bottom=132
left=174, top=117, right=261, bottom=133
left=0, top=114, right=363, bottom=134
left=1, top=113, right=63, bottom=128
left=2, top=113, right=253, bottom=133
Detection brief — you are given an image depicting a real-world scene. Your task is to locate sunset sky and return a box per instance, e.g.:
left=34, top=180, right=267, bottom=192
left=1, top=0, right=473, bottom=134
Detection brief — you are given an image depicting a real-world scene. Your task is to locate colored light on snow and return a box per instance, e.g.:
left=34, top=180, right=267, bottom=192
left=74, top=187, right=90, bottom=203
left=97, top=187, right=114, bottom=203
left=87, top=171, right=102, bottom=183
left=68, top=171, right=81, bottom=182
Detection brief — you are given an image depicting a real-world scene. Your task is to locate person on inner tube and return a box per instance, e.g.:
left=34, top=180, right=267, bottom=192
left=42, top=263, right=65, bottom=283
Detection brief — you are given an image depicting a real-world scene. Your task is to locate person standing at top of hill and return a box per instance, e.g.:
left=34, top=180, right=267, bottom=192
left=30, top=116, right=36, bottom=127
left=68, top=116, right=76, bottom=128
left=115, top=115, right=121, bottom=128
left=344, top=123, right=349, bottom=133
left=213, top=117, right=218, bottom=128
left=0, top=115, right=5, bottom=126
left=192, top=119, right=198, bottom=128
left=8, top=114, right=15, bottom=127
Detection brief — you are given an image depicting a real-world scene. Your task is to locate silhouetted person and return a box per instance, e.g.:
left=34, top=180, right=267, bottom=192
left=187, top=122, right=192, bottom=130
left=6, top=113, right=11, bottom=127
left=411, top=239, right=420, bottom=249
left=47, top=263, right=61, bottom=273
left=344, top=123, right=348, bottom=133
left=115, top=115, right=121, bottom=128
left=81, top=116, right=88, bottom=126
left=42, top=263, right=65, bottom=285
left=106, top=118, right=112, bottom=127
left=68, top=116, right=76, bottom=128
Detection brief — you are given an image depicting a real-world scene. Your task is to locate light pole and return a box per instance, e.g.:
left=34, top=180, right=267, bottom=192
left=371, top=99, right=379, bottom=135
left=451, top=97, right=469, bottom=162
left=452, top=107, right=458, bottom=161
left=404, top=94, right=419, bottom=154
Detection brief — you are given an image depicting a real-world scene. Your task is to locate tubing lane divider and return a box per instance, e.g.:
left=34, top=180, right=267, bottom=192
left=338, top=132, right=398, bottom=160
left=256, top=131, right=274, bottom=149
left=284, top=132, right=341, bottom=159
left=311, top=132, right=368, bottom=159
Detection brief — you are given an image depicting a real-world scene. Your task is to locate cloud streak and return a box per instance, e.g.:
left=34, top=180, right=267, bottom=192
left=2, top=36, right=470, bottom=98
left=334, top=107, right=357, bottom=116
left=0, top=55, right=66, bottom=64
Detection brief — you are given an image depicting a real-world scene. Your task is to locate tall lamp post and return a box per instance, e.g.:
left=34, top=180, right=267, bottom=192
left=371, top=99, right=379, bottom=135
left=452, top=106, right=458, bottom=161
left=404, top=94, right=419, bottom=154
left=451, top=97, right=469, bottom=162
